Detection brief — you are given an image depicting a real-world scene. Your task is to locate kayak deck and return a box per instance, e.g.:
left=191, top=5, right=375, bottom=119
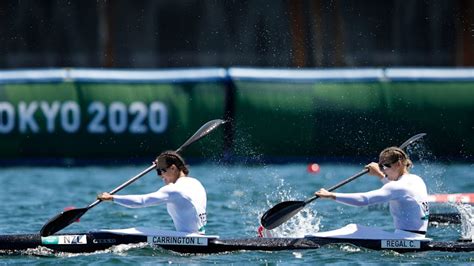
left=0, top=232, right=473, bottom=254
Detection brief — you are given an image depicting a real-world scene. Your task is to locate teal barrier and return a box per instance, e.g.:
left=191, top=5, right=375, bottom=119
left=1, top=68, right=473, bottom=161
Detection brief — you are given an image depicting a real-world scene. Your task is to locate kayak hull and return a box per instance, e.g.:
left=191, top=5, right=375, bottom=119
left=0, top=231, right=473, bottom=254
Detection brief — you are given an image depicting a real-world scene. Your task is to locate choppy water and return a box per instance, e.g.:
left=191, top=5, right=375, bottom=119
left=0, top=161, right=473, bottom=264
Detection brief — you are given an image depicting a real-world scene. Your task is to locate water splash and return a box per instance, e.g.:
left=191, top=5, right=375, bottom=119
left=408, top=139, right=473, bottom=241
left=292, top=252, right=303, bottom=259
left=214, top=130, right=321, bottom=237
left=455, top=204, right=474, bottom=240
left=267, top=209, right=321, bottom=238
left=7, top=242, right=148, bottom=257
left=405, top=140, right=446, bottom=194
left=258, top=177, right=321, bottom=238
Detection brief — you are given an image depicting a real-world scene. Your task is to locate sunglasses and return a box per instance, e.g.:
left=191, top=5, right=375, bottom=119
left=156, top=167, right=168, bottom=175
left=379, top=160, right=398, bottom=170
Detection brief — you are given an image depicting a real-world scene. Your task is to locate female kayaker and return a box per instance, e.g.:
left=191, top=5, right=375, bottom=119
left=97, top=151, right=207, bottom=234
left=315, top=147, right=429, bottom=237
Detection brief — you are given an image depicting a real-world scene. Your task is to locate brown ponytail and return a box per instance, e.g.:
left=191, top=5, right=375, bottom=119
left=156, top=151, right=189, bottom=175
left=379, top=147, right=413, bottom=169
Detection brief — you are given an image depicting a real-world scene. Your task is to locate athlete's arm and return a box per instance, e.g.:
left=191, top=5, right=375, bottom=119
left=333, top=184, right=395, bottom=206
left=113, top=188, right=171, bottom=208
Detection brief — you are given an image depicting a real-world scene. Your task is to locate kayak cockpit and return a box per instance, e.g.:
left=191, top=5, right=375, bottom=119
left=307, top=224, right=431, bottom=240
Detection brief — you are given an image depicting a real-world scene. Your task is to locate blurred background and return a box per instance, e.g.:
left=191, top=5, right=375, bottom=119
left=1, top=0, right=473, bottom=68
left=0, top=0, right=473, bottom=164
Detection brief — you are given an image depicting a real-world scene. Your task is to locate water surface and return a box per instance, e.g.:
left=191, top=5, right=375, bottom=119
left=0, top=162, right=473, bottom=264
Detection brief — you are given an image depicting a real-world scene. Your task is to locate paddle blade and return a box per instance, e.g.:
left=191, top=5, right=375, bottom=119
left=260, top=201, right=306, bottom=230
left=40, top=207, right=88, bottom=236
left=176, top=119, right=226, bottom=153
left=399, top=133, right=426, bottom=149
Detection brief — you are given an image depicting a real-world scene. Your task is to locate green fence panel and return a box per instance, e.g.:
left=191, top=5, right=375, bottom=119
left=230, top=68, right=474, bottom=159
left=233, top=81, right=385, bottom=158
left=0, top=69, right=226, bottom=160
left=1, top=68, right=473, bottom=161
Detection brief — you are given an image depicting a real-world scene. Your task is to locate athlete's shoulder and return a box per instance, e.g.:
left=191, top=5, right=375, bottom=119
left=156, top=182, right=176, bottom=193
left=183, top=176, right=202, bottom=183
left=404, top=173, right=425, bottom=183
left=175, top=176, right=203, bottom=187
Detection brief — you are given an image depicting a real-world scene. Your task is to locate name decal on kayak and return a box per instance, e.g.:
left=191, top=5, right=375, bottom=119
left=147, top=236, right=208, bottom=246
left=93, top=238, right=117, bottom=244
left=381, top=240, right=421, bottom=249
left=41, top=235, right=87, bottom=245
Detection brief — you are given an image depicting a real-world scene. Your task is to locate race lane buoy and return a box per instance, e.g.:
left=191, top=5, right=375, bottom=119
left=307, top=163, right=320, bottom=174
left=257, top=225, right=274, bottom=238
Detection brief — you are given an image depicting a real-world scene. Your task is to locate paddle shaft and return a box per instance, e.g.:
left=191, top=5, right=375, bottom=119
left=260, top=132, right=427, bottom=229
left=304, top=169, right=369, bottom=205
left=305, top=133, right=425, bottom=205
left=89, top=119, right=226, bottom=209
left=40, top=119, right=226, bottom=236
left=87, top=164, right=156, bottom=209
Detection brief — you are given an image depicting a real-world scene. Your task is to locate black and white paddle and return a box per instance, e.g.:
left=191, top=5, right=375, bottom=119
left=260, top=133, right=427, bottom=230
left=40, top=119, right=226, bottom=237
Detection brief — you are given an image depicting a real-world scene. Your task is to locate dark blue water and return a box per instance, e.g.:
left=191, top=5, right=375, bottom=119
left=0, top=162, right=473, bottom=264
